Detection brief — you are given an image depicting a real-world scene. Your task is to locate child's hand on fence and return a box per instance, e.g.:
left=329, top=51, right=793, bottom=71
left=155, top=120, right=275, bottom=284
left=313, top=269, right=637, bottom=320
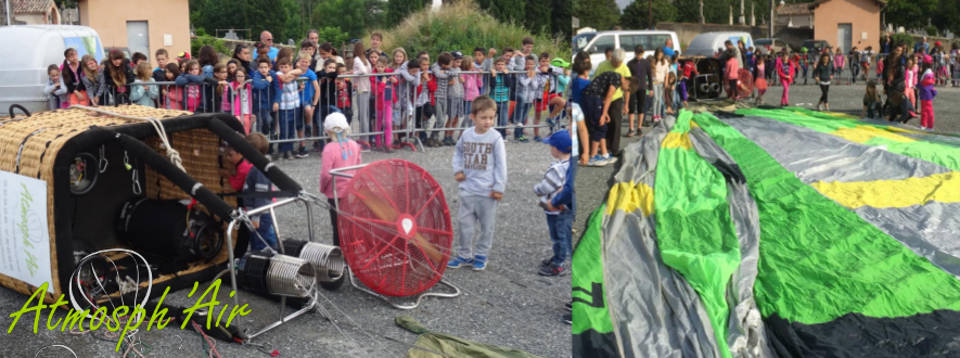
left=272, top=103, right=279, bottom=112
left=490, top=191, right=503, bottom=201
left=527, top=69, right=535, bottom=78
left=266, top=75, right=273, bottom=83
left=454, top=172, right=465, bottom=182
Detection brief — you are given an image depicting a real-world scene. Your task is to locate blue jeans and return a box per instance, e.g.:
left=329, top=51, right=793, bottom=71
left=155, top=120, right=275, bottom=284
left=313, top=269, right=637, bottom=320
left=512, top=101, right=531, bottom=138
left=256, top=108, right=274, bottom=136
left=250, top=213, right=278, bottom=251
left=496, top=101, right=510, bottom=137
left=547, top=209, right=574, bottom=265
left=278, top=109, right=297, bottom=153
left=462, top=100, right=473, bottom=127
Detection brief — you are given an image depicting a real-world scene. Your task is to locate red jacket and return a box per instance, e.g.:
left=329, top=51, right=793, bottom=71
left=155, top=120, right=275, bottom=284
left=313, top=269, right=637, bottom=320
left=776, top=57, right=795, bottom=83
left=416, top=73, right=438, bottom=106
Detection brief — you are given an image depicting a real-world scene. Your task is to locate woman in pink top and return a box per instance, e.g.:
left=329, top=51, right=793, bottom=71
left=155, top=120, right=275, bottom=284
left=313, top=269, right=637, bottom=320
left=319, top=112, right=363, bottom=246
left=461, top=58, right=482, bottom=127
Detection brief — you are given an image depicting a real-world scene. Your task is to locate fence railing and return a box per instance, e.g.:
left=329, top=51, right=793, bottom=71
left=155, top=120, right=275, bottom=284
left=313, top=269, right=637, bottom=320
left=82, top=69, right=569, bottom=152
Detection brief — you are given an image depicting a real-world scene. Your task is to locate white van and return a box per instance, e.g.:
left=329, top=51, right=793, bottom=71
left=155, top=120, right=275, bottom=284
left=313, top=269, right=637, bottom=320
left=0, top=25, right=105, bottom=116
left=684, top=31, right=754, bottom=58
left=573, top=30, right=680, bottom=72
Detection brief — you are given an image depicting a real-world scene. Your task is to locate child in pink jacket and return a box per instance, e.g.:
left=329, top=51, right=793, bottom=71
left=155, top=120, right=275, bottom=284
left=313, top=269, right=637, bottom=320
left=319, top=112, right=363, bottom=246
left=225, top=69, right=254, bottom=134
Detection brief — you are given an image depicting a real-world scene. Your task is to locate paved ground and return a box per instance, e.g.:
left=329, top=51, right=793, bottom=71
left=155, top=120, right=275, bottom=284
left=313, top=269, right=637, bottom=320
left=0, top=139, right=571, bottom=357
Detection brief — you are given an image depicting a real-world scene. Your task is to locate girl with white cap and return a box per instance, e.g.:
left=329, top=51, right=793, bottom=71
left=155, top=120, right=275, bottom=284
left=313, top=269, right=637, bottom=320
left=319, top=112, right=363, bottom=246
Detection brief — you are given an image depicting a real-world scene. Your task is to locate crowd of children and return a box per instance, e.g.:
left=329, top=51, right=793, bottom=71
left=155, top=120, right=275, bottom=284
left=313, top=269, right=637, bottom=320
left=45, top=34, right=572, bottom=162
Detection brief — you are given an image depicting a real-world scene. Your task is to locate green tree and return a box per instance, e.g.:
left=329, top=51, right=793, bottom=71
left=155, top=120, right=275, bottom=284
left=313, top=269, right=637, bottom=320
left=190, top=0, right=303, bottom=43
left=621, top=0, right=677, bottom=29
left=524, top=0, right=552, bottom=35
left=386, top=0, right=427, bottom=27
left=309, top=0, right=386, bottom=40
left=931, top=0, right=960, bottom=37
left=574, top=0, right=621, bottom=30
left=551, top=0, right=573, bottom=38
left=313, top=26, right=351, bottom=46
left=884, top=0, right=937, bottom=31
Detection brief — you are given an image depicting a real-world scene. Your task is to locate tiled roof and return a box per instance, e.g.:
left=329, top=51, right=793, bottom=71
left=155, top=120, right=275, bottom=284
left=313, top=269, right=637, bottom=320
left=14, top=0, right=54, bottom=14
left=809, top=0, right=887, bottom=10
left=776, top=3, right=813, bottom=16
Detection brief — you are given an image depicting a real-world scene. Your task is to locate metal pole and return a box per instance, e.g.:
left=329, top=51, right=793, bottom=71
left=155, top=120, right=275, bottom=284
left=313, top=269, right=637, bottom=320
left=5, top=0, right=11, bottom=26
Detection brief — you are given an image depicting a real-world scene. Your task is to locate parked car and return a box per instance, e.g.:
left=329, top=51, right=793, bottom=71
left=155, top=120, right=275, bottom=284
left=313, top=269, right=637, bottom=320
left=573, top=30, right=680, bottom=72
left=684, top=31, right=754, bottom=58
left=0, top=25, right=105, bottom=116
left=755, top=38, right=787, bottom=54
left=799, top=39, right=829, bottom=53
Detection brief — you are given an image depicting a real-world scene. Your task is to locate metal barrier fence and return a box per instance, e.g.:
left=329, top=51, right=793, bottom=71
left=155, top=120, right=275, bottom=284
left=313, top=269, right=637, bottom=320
left=88, top=69, right=568, bottom=152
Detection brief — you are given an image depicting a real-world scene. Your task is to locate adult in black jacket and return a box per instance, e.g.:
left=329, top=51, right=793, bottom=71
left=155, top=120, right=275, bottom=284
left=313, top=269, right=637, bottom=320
left=233, top=44, right=256, bottom=79
left=625, top=45, right=652, bottom=136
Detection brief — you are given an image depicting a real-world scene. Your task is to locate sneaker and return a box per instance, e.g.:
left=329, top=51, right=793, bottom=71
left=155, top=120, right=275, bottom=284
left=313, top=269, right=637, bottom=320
left=538, top=262, right=566, bottom=276
left=515, top=136, right=529, bottom=143
left=282, top=151, right=291, bottom=160
left=587, top=155, right=605, bottom=166
left=562, top=312, right=572, bottom=325
left=447, top=256, right=472, bottom=269
left=533, top=136, right=542, bottom=142
left=540, top=257, right=554, bottom=268
left=564, top=301, right=573, bottom=312
left=472, top=255, right=487, bottom=271
left=601, top=154, right=618, bottom=165
left=296, top=147, right=309, bottom=158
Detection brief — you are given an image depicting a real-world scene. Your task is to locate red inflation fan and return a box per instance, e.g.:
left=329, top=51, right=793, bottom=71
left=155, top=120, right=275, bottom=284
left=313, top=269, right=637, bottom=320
left=336, top=159, right=453, bottom=298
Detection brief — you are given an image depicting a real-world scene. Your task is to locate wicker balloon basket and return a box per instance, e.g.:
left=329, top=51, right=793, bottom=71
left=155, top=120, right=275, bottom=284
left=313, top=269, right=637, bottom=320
left=0, top=105, right=248, bottom=304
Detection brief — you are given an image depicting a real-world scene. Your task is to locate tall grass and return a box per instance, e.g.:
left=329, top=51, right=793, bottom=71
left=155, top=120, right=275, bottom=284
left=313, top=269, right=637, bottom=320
left=369, top=0, right=570, bottom=61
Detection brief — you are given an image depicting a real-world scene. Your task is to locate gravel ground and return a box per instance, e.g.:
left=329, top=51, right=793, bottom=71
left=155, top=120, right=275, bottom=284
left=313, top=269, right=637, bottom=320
left=0, top=139, right=571, bottom=357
